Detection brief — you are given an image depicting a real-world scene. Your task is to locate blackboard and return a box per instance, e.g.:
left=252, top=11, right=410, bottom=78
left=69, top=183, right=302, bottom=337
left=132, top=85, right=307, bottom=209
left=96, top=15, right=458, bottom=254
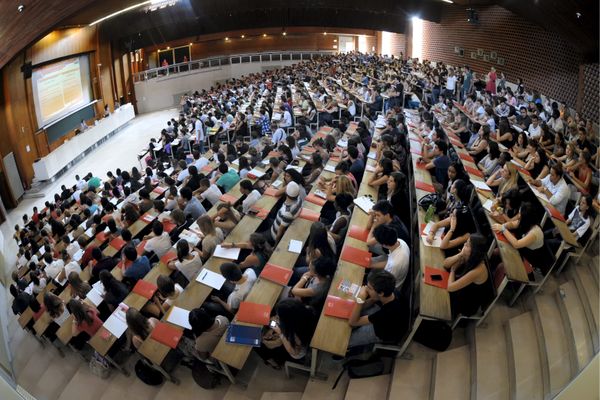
left=46, top=103, right=96, bottom=144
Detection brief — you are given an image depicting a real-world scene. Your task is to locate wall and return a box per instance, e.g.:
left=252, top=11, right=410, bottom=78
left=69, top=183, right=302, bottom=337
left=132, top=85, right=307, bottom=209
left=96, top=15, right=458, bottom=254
left=421, top=5, right=584, bottom=109
left=578, top=64, right=599, bottom=123
left=135, top=59, right=299, bottom=114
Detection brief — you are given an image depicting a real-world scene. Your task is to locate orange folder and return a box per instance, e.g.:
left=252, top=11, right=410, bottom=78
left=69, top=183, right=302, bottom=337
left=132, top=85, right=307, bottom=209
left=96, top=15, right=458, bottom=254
left=152, top=186, right=167, bottom=195
left=160, top=250, right=177, bottom=265
left=264, top=187, right=280, bottom=197
left=305, top=193, right=327, bottom=206
left=415, top=181, right=435, bottom=193
left=95, top=232, right=108, bottom=243
left=415, top=160, right=428, bottom=170
left=324, top=295, right=356, bottom=319
left=237, top=302, right=272, bottom=326
left=464, top=165, right=484, bottom=178
left=302, top=146, right=316, bottom=153
left=545, top=205, right=565, bottom=222
left=150, top=322, right=183, bottom=349
left=298, top=208, right=320, bottom=222
left=132, top=280, right=158, bottom=299
left=495, top=231, right=509, bottom=243
left=136, top=240, right=147, bottom=256
left=458, top=153, right=474, bottom=163
left=109, top=237, right=126, bottom=251
left=162, top=219, right=177, bottom=233
left=522, top=258, right=534, bottom=274
left=449, top=137, right=464, bottom=148
left=348, top=225, right=370, bottom=242
left=423, top=266, right=449, bottom=289
left=340, top=245, right=372, bottom=268
left=268, top=151, right=281, bottom=158
left=220, top=193, right=238, bottom=204
left=260, top=263, right=292, bottom=285
left=250, top=206, right=269, bottom=220
left=201, top=164, right=214, bottom=172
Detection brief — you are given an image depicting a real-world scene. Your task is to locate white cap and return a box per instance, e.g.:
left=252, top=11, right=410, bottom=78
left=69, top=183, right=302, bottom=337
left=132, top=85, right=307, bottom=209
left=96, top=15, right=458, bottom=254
left=286, top=181, right=300, bottom=198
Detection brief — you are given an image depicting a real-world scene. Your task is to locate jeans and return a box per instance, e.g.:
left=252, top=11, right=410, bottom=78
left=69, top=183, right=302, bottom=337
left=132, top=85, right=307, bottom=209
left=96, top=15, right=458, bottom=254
left=347, top=305, right=381, bottom=349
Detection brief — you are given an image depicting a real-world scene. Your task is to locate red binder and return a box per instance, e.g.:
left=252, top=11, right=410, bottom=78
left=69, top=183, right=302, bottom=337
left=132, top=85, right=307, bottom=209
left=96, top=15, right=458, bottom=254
left=298, top=208, right=320, bottom=222
left=458, top=153, right=474, bottom=163
left=160, top=250, right=177, bottom=264
left=95, top=232, right=108, bottom=243
left=264, top=187, right=280, bottom=197
left=415, top=160, right=428, bottom=170
left=340, top=245, right=372, bottom=268
left=302, top=146, right=316, bottom=153
left=324, top=296, right=356, bottom=319
left=201, top=164, right=214, bottom=172
left=329, top=155, right=340, bottom=163
left=495, top=231, right=509, bottom=244
left=268, top=151, right=281, bottom=158
left=464, top=165, right=484, bottom=178
left=141, top=213, right=156, bottom=223
left=236, top=302, right=272, bottom=326
left=260, top=263, right=292, bottom=285
left=136, top=240, right=147, bottom=256
left=423, top=266, right=449, bottom=289
left=109, top=237, right=126, bottom=251
left=545, top=205, right=565, bottom=222
left=220, top=193, right=238, bottom=204
left=522, top=258, right=534, bottom=274
left=150, top=322, right=183, bottom=349
left=305, top=193, right=327, bottom=206
left=132, top=280, right=158, bottom=299
left=348, top=225, right=370, bottom=242
left=250, top=207, right=269, bottom=220
left=415, top=181, right=435, bottom=193
left=162, top=219, right=177, bottom=233
left=152, top=186, right=167, bottom=195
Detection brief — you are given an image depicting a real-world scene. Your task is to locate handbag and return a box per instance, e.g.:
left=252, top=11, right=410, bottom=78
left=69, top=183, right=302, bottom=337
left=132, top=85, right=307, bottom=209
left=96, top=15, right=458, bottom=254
left=89, top=351, right=110, bottom=379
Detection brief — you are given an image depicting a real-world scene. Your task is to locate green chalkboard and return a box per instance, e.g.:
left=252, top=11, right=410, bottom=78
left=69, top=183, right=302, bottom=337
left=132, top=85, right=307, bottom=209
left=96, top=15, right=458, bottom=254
left=46, top=104, right=96, bottom=144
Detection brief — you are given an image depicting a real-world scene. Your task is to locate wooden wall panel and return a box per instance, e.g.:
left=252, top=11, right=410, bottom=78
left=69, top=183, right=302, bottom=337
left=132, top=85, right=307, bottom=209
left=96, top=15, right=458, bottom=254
left=31, top=27, right=97, bottom=66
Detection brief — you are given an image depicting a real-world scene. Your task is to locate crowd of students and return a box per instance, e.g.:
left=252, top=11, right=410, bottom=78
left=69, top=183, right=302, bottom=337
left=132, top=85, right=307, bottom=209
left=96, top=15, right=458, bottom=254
left=7, top=52, right=598, bottom=385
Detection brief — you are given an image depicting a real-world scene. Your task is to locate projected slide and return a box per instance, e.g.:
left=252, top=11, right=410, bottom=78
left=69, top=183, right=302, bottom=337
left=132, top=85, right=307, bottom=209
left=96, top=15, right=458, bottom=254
left=32, top=55, right=93, bottom=128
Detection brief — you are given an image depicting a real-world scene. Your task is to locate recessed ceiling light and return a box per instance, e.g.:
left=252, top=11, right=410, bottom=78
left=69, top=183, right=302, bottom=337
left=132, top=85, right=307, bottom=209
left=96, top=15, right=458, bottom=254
left=225, top=37, right=229, bottom=41
left=323, top=32, right=327, bottom=35
left=241, top=35, right=245, bottom=38
left=189, top=42, right=193, bottom=45
left=263, top=33, right=267, bottom=37
left=282, top=32, right=287, bottom=36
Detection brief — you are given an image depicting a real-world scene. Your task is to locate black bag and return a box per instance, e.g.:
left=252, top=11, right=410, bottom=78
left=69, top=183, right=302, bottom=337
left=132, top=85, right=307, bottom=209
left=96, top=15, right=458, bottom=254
left=414, top=320, right=452, bottom=351
left=331, top=355, right=392, bottom=389
left=135, top=359, right=164, bottom=386
left=191, top=360, right=221, bottom=389
left=418, top=193, right=441, bottom=211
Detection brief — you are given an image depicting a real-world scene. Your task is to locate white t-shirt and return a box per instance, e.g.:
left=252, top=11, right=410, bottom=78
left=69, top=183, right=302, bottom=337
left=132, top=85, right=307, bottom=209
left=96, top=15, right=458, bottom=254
left=446, top=76, right=457, bottom=91
left=164, top=284, right=184, bottom=307
left=385, top=239, right=410, bottom=289
left=45, top=259, right=65, bottom=280
left=66, top=242, right=81, bottom=258
left=175, top=251, right=203, bottom=281
left=200, top=184, right=222, bottom=206
left=242, top=190, right=261, bottom=214
left=194, top=157, right=210, bottom=171
left=145, top=232, right=172, bottom=258
left=64, top=261, right=82, bottom=277
left=227, top=269, right=257, bottom=311
left=528, top=124, right=541, bottom=139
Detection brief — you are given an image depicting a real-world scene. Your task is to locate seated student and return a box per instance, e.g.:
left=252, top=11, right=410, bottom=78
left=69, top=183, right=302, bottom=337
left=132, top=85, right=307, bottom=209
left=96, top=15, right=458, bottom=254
left=490, top=188, right=522, bottom=224
left=197, top=215, right=224, bottom=261
left=207, top=262, right=257, bottom=319
left=524, top=148, right=550, bottom=180
left=188, top=307, right=230, bottom=361
left=239, top=180, right=261, bottom=214
left=10, top=284, right=32, bottom=315
left=146, top=274, right=184, bottom=316
left=29, top=270, right=47, bottom=295
left=386, top=171, right=410, bottom=228
left=467, top=124, right=490, bottom=164
left=422, top=140, right=451, bottom=189
left=122, top=245, right=151, bottom=283
left=328, top=192, right=353, bottom=243
left=530, top=163, right=570, bottom=214
left=67, top=298, right=103, bottom=339
left=220, top=233, right=272, bottom=275
left=11, top=270, right=28, bottom=292
left=67, top=272, right=91, bottom=299
left=290, top=257, right=335, bottom=310
left=238, top=156, right=251, bottom=179
left=42, top=252, right=64, bottom=282
left=567, top=149, right=593, bottom=194
left=99, top=270, right=128, bottom=312
left=367, top=158, right=393, bottom=196
left=213, top=202, right=241, bottom=235
left=348, top=270, right=408, bottom=348
left=215, top=163, right=240, bottom=192
left=370, top=225, right=410, bottom=289
left=477, top=141, right=501, bottom=177
left=367, top=200, right=410, bottom=253
left=443, top=233, right=490, bottom=317
left=42, top=292, right=65, bottom=340
left=89, top=248, right=117, bottom=284
left=168, top=239, right=203, bottom=284
left=273, top=169, right=307, bottom=201
left=269, top=182, right=303, bottom=244
left=347, top=146, right=365, bottom=186
left=138, top=189, right=154, bottom=214
left=180, top=187, right=206, bottom=220
left=486, top=162, right=518, bottom=198
left=143, top=220, right=172, bottom=258
left=256, top=298, right=317, bottom=369
left=546, top=195, right=594, bottom=252
left=125, top=308, right=158, bottom=350
left=166, top=209, right=190, bottom=243
left=303, top=153, right=324, bottom=185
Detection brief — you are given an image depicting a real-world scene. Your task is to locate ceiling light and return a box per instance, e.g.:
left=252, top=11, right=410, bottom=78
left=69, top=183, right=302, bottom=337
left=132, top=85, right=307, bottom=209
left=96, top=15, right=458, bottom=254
left=282, top=32, right=287, bottom=36
left=241, top=35, right=245, bottom=38
left=323, top=32, right=327, bottom=35
left=333, top=39, right=337, bottom=42
left=166, top=46, right=170, bottom=49
left=189, top=42, right=193, bottom=45
left=441, top=0, right=453, bottom=3
left=225, top=37, right=229, bottom=41
left=263, top=33, right=267, bottom=37
left=90, top=1, right=152, bottom=26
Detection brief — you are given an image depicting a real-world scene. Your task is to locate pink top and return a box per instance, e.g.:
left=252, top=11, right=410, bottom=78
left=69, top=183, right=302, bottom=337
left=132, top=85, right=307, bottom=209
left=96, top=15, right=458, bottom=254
left=486, top=71, right=497, bottom=94
left=75, top=308, right=103, bottom=337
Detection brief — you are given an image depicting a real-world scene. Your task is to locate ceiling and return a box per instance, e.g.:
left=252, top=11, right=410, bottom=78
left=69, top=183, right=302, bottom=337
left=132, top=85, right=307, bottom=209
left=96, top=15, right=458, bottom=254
left=0, top=0, right=597, bottom=70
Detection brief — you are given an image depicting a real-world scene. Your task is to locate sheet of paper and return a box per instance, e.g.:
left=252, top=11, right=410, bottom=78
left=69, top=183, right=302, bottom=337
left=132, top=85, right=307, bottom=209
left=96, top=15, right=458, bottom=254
left=104, top=303, right=129, bottom=338
left=471, top=180, right=492, bottom=192
left=164, top=167, right=174, bottom=176
left=365, top=164, right=376, bottom=172
left=72, top=249, right=84, bottom=262
left=39, top=246, right=46, bottom=256
left=271, top=180, right=282, bottom=188
left=288, top=239, right=303, bottom=254
left=166, top=306, right=192, bottom=330
left=324, top=164, right=336, bottom=173
left=179, top=230, right=201, bottom=246
left=530, top=186, right=548, bottom=201
left=483, top=199, right=494, bottom=213
left=109, top=198, right=118, bottom=205
left=248, top=168, right=265, bottom=178
left=84, top=227, right=94, bottom=237
left=213, top=245, right=241, bottom=260
left=86, top=288, right=104, bottom=306
left=367, top=151, right=377, bottom=160
left=337, top=139, right=348, bottom=148
left=196, top=268, right=226, bottom=290
left=353, top=196, right=375, bottom=214
left=54, top=308, right=71, bottom=327
left=315, top=189, right=327, bottom=199
left=285, top=165, right=303, bottom=173
left=188, top=222, right=203, bottom=237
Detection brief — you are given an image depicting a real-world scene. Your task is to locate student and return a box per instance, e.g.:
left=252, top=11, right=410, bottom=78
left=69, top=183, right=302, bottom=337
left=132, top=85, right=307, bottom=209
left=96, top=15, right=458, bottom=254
left=29, top=270, right=47, bottom=295
left=143, top=220, right=172, bottom=258
left=122, top=245, right=151, bottom=282
left=329, top=193, right=353, bottom=243
left=423, top=140, right=450, bottom=188
left=386, top=171, right=410, bottom=228
left=371, top=225, right=410, bottom=290
left=213, top=202, right=241, bottom=235
left=196, top=178, right=222, bottom=208
left=208, top=262, right=257, bottom=319
left=67, top=272, right=91, bottom=299
left=216, top=164, right=240, bottom=192
left=546, top=195, right=594, bottom=251
left=530, top=163, right=570, bottom=214
left=269, top=182, right=303, bottom=244
left=10, top=284, right=32, bottom=315
left=240, top=180, right=261, bottom=214
left=443, top=233, right=490, bottom=317
left=197, top=214, right=224, bottom=261
left=220, top=233, right=272, bottom=275
left=125, top=308, right=158, bottom=350
left=67, top=298, right=103, bottom=338
left=347, top=146, right=365, bottom=186
left=154, top=274, right=184, bottom=314
left=348, top=270, right=408, bottom=348
left=99, top=270, right=128, bottom=312
left=180, top=187, right=206, bottom=220
left=290, top=257, right=335, bottom=310
left=188, top=307, right=230, bottom=361
left=168, top=239, right=203, bottom=284
left=89, top=247, right=117, bottom=284
left=367, top=200, right=410, bottom=250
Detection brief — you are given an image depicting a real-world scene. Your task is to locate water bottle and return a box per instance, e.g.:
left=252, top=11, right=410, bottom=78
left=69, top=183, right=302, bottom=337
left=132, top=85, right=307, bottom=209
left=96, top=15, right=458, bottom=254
left=425, top=204, right=435, bottom=223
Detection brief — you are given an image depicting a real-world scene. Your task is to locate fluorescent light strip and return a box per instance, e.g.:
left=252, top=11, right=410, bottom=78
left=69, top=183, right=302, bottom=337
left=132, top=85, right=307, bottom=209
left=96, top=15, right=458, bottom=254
left=89, top=1, right=152, bottom=26
left=441, top=0, right=453, bottom=3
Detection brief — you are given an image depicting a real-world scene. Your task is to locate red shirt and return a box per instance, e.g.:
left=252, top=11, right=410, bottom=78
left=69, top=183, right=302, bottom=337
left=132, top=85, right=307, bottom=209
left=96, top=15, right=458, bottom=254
left=75, top=308, right=103, bottom=337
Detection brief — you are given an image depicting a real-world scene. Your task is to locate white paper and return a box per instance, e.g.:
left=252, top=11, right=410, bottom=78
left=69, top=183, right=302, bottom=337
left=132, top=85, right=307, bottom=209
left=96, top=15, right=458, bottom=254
left=54, top=308, right=71, bottom=327
left=530, top=186, right=548, bottom=201
left=232, top=158, right=239, bottom=165
left=213, top=245, right=241, bottom=260
left=142, top=213, right=155, bottom=223
left=315, top=189, right=327, bottom=199
left=511, top=124, right=523, bottom=133
left=367, top=151, right=377, bottom=160
left=86, top=288, right=104, bottom=306
left=72, top=249, right=84, bottom=262
left=337, top=139, right=348, bottom=148
left=483, top=199, right=494, bottom=212
left=324, top=164, right=336, bottom=173
left=196, top=268, right=226, bottom=290
left=109, top=198, right=118, bottom=205
left=421, top=222, right=443, bottom=247
left=247, top=168, right=265, bottom=178
left=84, top=227, right=94, bottom=237
left=471, top=180, right=492, bottom=192
left=68, top=232, right=74, bottom=242
left=353, top=196, right=375, bottom=214
left=179, top=230, right=201, bottom=246
left=104, top=303, right=129, bottom=338
left=365, top=164, right=376, bottom=172
left=39, top=246, right=46, bottom=256
left=285, top=165, right=303, bottom=173
left=288, top=239, right=303, bottom=254
left=272, top=112, right=282, bottom=121
left=188, top=222, right=203, bottom=237
left=164, top=167, right=174, bottom=176
left=166, top=306, right=192, bottom=330
left=271, top=180, right=282, bottom=188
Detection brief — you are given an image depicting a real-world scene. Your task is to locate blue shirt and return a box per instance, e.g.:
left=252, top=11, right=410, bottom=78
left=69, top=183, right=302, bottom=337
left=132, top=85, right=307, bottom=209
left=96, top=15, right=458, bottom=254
left=261, top=115, right=270, bottom=134
left=124, top=256, right=150, bottom=280
left=433, top=155, right=450, bottom=188
left=184, top=197, right=206, bottom=220
left=216, top=170, right=241, bottom=193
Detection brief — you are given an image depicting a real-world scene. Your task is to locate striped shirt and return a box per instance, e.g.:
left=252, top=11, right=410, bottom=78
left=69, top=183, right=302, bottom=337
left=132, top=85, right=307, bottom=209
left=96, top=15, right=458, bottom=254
left=270, top=198, right=303, bottom=241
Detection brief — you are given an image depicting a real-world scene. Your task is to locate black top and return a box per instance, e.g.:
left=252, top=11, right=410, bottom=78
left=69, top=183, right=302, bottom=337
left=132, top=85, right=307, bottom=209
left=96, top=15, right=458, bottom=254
left=368, top=295, right=408, bottom=342
left=104, top=281, right=129, bottom=307
left=12, top=292, right=32, bottom=315
left=90, top=257, right=118, bottom=284
left=388, top=216, right=410, bottom=245
left=349, top=159, right=365, bottom=186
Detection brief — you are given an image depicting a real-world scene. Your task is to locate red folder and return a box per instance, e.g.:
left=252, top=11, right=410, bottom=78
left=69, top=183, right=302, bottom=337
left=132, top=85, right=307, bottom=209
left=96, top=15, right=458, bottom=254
left=152, top=186, right=167, bottom=195
left=305, top=193, right=327, bottom=206
left=109, top=237, right=126, bottom=251
left=150, top=322, right=183, bottom=349
left=515, top=166, right=531, bottom=177
left=423, top=266, right=449, bottom=289
left=201, top=164, right=214, bottom=172
left=250, top=206, right=269, bottom=220
left=298, top=208, right=320, bottom=222
left=237, top=302, right=272, bottom=326
left=136, top=240, right=147, bottom=256
left=495, top=231, right=509, bottom=244
left=415, top=160, right=428, bottom=170
left=95, top=232, right=108, bottom=243
left=324, top=296, right=356, bottom=319
left=160, top=250, right=177, bottom=265
left=220, top=193, right=238, bottom=204
left=162, top=219, right=177, bottom=233
left=522, top=258, right=534, bottom=274
left=264, top=187, right=280, bottom=197
left=545, top=205, right=565, bottom=222
left=141, top=213, right=156, bottom=223
left=348, top=225, right=370, bottom=242
left=132, top=280, right=158, bottom=299
left=464, top=165, right=484, bottom=178
left=449, top=138, right=464, bottom=148
left=260, top=263, right=292, bottom=285
left=302, top=146, right=316, bottom=153
left=415, top=181, right=435, bottom=193
left=458, top=153, right=474, bottom=163
left=340, top=245, right=372, bottom=268
left=268, top=151, right=281, bottom=158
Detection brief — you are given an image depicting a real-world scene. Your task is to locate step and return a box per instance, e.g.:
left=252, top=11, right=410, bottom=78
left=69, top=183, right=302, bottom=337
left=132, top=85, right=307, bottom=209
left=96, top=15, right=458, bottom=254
left=557, top=281, right=594, bottom=371
left=506, top=312, right=544, bottom=400
left=532, top=294, right=573, bottom=397
left=571, top=265, right=599, bottom=349
left=301, top=364, right=348, bottom=400
left=432, top=345, right=471, bottom=400
left=474, top=322, right=510, bottom=400
left=344, top=374, right=390, bottom=400
left=388, top=357, right=433, bottom=400
left=261, top=392, right=303, bottom=400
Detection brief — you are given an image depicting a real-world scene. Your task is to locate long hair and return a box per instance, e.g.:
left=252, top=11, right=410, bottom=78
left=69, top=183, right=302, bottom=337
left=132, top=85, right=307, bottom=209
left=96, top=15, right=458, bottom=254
left=67, top=299, right=94, bottom=326
left=126, top=308, right=151, bottom=340
left=307, top=222, right=335, bottom=259
left=275, top=298, right=316, bottom=346
left=43, top=293, right=63, bottom=319
left=455, top=233, right=486, bottom=278
left=250, top=233, right=272, bottom=258
left=68, top=272, right=91, bottom=297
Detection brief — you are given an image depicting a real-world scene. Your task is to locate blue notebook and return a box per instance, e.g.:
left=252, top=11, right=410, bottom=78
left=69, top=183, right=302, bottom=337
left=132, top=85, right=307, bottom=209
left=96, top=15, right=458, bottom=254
left=225, top=324, right=262, bottom=347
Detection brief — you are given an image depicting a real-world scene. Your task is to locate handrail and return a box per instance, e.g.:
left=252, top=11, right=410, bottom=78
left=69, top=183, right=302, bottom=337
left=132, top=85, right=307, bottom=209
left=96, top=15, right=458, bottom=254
left=133, top=50, right=337, bottom=83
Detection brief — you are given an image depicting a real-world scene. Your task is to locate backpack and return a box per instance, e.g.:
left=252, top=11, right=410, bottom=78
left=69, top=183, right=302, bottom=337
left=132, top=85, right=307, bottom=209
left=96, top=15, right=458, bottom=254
left=135, top=359, right=164, bottom=386
left=331, top=354, right=392, bottom=389
left=191, top=360, right=221, bottom=389
left=414, top=320, right=452, bottom=352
